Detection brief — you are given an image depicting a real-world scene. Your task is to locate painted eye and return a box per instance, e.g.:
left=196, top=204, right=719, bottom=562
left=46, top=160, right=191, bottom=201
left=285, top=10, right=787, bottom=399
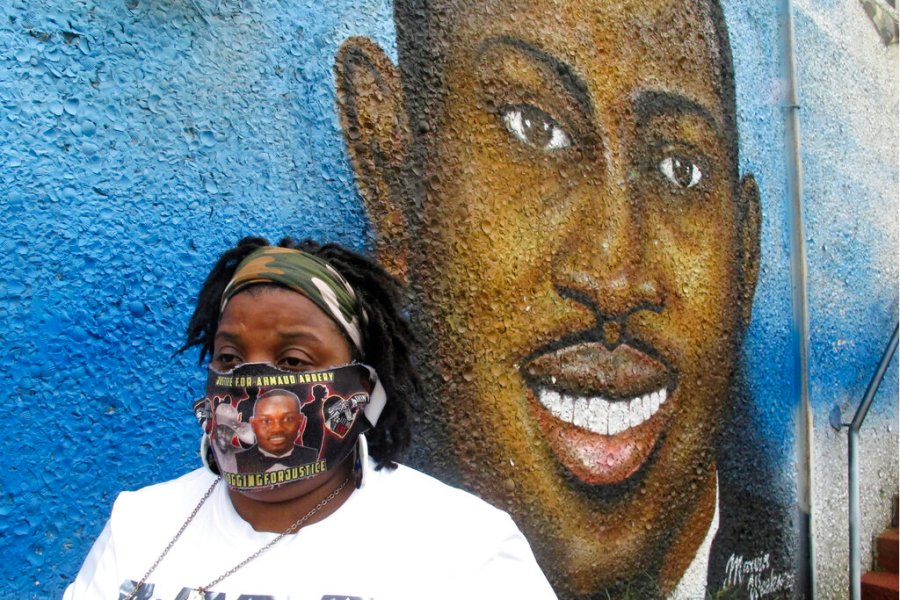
left=501, top=105, right=572, bottom=152
left=659, top=155, right=702, bottom=188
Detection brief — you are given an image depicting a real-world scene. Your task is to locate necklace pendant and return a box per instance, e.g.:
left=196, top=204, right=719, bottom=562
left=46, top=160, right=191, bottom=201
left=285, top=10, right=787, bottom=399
left=186, top=589, right=206, bottom=600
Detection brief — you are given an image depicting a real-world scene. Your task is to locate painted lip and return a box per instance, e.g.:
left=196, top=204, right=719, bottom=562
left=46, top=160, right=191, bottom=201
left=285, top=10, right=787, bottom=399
left=522, top=341, right=675, bottom=485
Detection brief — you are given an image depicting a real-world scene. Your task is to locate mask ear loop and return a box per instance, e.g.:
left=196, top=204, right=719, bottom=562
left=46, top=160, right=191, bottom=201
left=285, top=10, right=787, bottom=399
left=200, top=433, right=221, bottom=475
left=354, top=433, right=369, bottom=489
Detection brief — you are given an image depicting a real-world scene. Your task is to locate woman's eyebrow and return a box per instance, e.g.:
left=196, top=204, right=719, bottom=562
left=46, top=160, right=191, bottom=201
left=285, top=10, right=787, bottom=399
left=215, top=329, right=322, bottom=342
left=214, top=330, right=242, bottom=344
left=477, top=35, right=594, bottom=120
left=277, top=330, right=323, bottom=344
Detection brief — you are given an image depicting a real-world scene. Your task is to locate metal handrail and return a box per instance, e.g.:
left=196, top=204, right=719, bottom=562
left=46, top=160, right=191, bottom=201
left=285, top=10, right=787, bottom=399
left=829, top=323, right=899, bottom=600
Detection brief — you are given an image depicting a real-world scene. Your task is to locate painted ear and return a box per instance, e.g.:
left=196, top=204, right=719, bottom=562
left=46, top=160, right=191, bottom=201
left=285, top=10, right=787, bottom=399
left=335, top=37, right=412, bottom=283
left=738, top=173, right=761, bottom=328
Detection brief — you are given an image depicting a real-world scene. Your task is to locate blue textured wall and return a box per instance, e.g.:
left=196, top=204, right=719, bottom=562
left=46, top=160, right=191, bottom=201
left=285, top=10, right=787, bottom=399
left=1, top=1, right=392, bottom=594
left=0, top=0, right=896, bottom=598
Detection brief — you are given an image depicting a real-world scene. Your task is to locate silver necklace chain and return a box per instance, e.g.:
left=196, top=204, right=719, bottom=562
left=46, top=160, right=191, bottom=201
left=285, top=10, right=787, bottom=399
left=125, top=475, right=350, bottom=600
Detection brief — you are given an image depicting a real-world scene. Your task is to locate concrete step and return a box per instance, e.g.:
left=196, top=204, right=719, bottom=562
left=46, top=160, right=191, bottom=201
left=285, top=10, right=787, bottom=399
left=877, top=529, right=899, bottom=573
left=862, top=571, right=899, bottom=600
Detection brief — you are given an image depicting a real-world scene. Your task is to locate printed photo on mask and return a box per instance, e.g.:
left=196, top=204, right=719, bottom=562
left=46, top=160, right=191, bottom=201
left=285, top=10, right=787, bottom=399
left=195, top=362, right=383, bottom=490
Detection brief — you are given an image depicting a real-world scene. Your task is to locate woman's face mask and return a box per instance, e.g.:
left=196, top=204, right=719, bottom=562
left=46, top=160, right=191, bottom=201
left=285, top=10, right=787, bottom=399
left=194, top=362, right=385, bottom=490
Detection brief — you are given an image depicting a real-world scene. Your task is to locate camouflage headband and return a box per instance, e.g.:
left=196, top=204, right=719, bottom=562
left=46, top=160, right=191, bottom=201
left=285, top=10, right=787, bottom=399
left=221, top=247, right=365, bottom=352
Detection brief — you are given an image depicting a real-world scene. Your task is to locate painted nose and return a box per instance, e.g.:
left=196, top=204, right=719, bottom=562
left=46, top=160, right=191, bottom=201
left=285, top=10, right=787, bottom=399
left=551, top=179, right=664, bottom=323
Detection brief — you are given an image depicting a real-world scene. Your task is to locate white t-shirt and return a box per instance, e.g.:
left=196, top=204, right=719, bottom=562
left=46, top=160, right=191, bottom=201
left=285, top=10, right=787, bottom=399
left=64, top=460, right=557, bottom=600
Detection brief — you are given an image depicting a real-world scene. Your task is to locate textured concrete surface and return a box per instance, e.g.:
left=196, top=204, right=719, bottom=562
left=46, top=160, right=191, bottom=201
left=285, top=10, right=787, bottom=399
left=791, top=0, right=899, bottom=597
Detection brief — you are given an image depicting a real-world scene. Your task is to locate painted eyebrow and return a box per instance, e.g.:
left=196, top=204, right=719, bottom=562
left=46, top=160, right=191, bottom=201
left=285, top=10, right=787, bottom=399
left=477, top=38, right=725, bottom=142
left=478, top=36, right=594, bottom=120
left=633, top=90, right=723, bottom=140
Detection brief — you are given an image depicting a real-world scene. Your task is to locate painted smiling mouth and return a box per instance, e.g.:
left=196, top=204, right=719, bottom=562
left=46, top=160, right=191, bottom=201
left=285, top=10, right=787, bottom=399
left=522, top=341, right=675, bottom=485
left=536, top=387, right=669, bottom=435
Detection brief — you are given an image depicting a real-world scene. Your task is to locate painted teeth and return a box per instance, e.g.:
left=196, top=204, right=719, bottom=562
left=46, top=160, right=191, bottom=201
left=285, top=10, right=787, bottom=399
left=537, top=388, right=668, bottom=435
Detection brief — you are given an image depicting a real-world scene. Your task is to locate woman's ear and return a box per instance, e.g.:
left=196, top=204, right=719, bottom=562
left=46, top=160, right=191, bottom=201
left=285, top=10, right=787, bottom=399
left=335, top=37, right=412, bottom=283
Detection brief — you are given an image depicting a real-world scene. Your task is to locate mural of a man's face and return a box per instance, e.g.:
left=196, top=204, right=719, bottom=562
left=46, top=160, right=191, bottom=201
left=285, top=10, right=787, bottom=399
left=337, top=0, right=760, bottom=596
left=251, top=394, right=302, bottom=456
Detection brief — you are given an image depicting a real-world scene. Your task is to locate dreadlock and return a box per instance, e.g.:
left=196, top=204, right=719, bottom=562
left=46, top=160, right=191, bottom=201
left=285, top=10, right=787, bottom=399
left=181, top=236, right=421, bottom=470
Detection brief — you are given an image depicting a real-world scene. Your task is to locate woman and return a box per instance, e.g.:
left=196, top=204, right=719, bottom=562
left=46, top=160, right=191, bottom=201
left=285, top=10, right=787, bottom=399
left=65, top=237, right=556, bottom=600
